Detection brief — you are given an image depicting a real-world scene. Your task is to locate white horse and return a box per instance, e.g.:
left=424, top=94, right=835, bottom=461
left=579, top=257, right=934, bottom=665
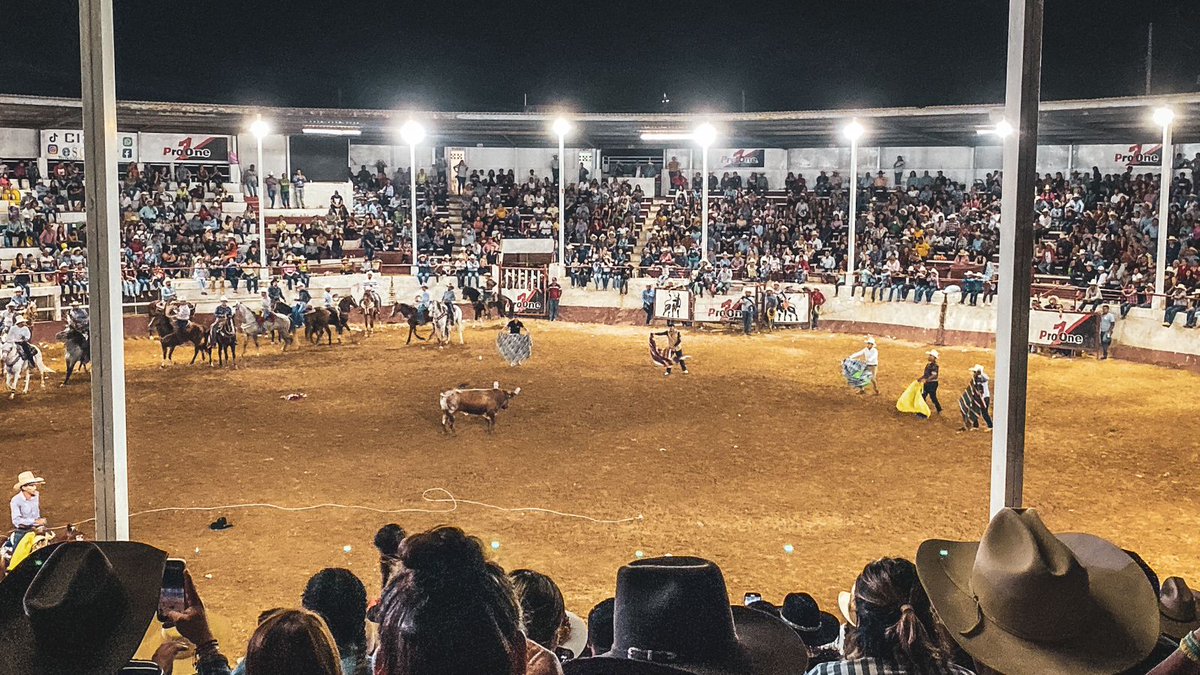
left=428, top=302, right=465, bottom=347
left=2, top=342, right=54, bottom=398
left=233, top=303, right=294, bottom=352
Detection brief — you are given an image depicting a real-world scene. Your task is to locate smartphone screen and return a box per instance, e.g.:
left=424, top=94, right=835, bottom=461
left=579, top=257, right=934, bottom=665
left=743, top=592, right=762, bottom=606
left=158, top=558, right=187, bottom=623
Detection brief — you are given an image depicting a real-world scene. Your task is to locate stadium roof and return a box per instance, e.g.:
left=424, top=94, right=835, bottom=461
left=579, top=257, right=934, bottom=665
left=2, top=92, right=1199, bottom=148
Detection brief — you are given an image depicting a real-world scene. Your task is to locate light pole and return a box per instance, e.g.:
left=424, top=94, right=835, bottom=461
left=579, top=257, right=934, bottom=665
left=1153, top=106, right=1175, bottom=308
left=249, top=116, right=270, bottom=282
left=553, top=118, right=571, bottom=263
left=400, top=120, right=425, bottom=271
left=843, top=120, right=865, bottom=285
left=694, top=123, right=716, bottom=262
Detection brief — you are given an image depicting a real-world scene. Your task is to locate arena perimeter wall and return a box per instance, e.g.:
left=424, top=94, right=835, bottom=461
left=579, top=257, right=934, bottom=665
left=25, top=275, right=1200, bottom=371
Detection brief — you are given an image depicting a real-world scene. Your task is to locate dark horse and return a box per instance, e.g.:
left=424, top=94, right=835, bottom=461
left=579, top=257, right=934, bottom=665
left=461, top=286, right=514, bottom=320
left=55, top=327, right=90, bottom=386
left=207, top=316, right=238, bottom=368
left=304, top=296, right=357, bottom=345
left=148, top=313, right=209, bottom=367
left=388, top=303, right=435, bottom=345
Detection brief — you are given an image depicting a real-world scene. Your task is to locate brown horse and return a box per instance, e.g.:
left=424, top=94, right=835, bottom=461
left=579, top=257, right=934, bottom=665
left=388, top=303, right=434, bottom=345
left=461, top=286, right=514, bottom=320
left=304, top=296, right=357, bottom=345
left=148, top=313, right=209, bottom=367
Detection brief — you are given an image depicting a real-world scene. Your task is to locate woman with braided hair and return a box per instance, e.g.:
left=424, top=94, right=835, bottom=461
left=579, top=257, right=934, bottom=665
left=808, top=557, right=973, bottom=674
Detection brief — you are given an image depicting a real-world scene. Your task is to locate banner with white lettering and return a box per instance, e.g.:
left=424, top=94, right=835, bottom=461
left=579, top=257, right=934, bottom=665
left=499, top=266, right=548, bottom=317
left=41, top=129, right=138, bottom=162
left=1114, top=143, right=1162, bottom=168
left=715, top=149, right=765, bottom=169
left=653, top=288, right=690, bottom=321
left=1028, top=309, right=1099, bottom=351
left=139, top=133, right=231, bottom=163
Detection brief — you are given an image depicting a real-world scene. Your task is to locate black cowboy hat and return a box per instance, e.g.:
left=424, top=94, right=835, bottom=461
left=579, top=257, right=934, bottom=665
left=0, top=540, right=166, bottom=675
left=779, top=593, right=840, bottom=648
left=1159, top=577, right=1200, bottom=640
left=563, top=556, right=807, bottom=675
left=917, top=508, right=1158, bottom=675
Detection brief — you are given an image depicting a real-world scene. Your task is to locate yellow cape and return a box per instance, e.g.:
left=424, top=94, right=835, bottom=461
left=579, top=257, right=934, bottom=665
left=896, top=380, right=932, bottom=416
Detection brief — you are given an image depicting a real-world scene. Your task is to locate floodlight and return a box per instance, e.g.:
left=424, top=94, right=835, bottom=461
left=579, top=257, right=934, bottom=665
left=843, top=120, right=865, bottom=142
left=249, top=118, right=270, bottom=139
left=400, top=120, right=426, bottom=146
left=693, top=123, right=717, bottom=148
left=552, top=118, right=572, bottom=138
left=1153, top=107, right=1176, bottom=128
left=994, top=120, right=1014, bottom=137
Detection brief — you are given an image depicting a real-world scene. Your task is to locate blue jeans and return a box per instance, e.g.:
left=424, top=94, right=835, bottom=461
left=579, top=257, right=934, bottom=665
left=548, top=298, right=560, bottom=320
left=1165, top=306, right=1186, bottom=326
left=742, top=312, right=753, bottom=335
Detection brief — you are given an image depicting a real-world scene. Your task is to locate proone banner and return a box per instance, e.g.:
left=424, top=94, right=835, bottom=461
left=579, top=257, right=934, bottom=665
left=1028, top=309, right=1100, bottom=352
left=500, top=266, right=548, bottom=317
left=139, top=133, right=231, bottom=163
left=715, top=149, right=765, bottom=169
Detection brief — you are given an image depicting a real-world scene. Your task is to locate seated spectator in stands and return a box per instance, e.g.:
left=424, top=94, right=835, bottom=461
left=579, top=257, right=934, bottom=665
left=375, top=525, right=560, bottom=675
left=0, top=540, right=183, bottom=674
left=584, top=598, right=615, bottom=658
left=511, top=569, right=568, bottom=653
left=299, top=569, right=371, bottom=675
left=1164, top=285, right=1189, bottom=327
left=240, top=608, right=343, bottom=675
left=1079, top=281, right=1104, bottom=312
left=917, top=508, right=1159, bottom=675
left=810, top=557, right=967, bottom=674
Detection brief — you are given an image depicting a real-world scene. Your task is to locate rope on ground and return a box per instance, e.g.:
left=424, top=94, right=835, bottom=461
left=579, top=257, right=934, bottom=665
left=54, top=488, right=645, bottom=529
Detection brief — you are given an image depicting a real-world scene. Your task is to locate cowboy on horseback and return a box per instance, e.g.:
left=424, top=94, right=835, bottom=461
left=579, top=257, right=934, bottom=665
left=291, top=284, right=311, bottom=329
left=482, top=271, right=497, bottom=305
left=66, top=301, right=89, bottom=340
left=8, top=286, right=30, bottom=311
left=255, top=289, right=273, bottom=329
left=0, top=302, right=18, bottom=335
left=168, top=298, right=193, bottom=339
left=5, top=315, right=35, bottom=369
left=322, top=286, right=340, bottom=326
left=210, top=295, right=234, bottom=341
left=362, top=271, right=382, bottom=308
left=442, top=283, right=457, bottom=317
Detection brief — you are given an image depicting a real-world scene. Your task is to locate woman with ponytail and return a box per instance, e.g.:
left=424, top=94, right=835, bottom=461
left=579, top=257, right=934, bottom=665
left=806, top=558, right=974, bottom=675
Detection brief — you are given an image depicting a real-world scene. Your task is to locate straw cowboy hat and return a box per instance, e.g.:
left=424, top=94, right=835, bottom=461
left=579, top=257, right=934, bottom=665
left=564, top=556, right=807, bottom=675
left=1159, top=577, right=1200, bottom=640
left=0, top=541, right=166, bottom=675
left=13, top=471, right=45, bottom=491
left=916, top=508, right=1158, bottom=675
left=926, top=350, right=939, bottom=359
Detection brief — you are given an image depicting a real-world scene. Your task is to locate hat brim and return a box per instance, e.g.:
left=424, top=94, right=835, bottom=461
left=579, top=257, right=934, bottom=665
left=565, top=606, right=806, bottom=675
left=0, top=541, right=166, bottom=675
left=560, top=611, right=589, bottom=660
left=1160, top=611, right=1200, bottom=642
left=917, top=534, right=1159, bottom=675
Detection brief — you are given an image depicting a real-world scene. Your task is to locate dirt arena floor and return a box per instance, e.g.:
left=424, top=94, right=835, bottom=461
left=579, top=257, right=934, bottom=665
left=6, top=319, right=1200, bottom=650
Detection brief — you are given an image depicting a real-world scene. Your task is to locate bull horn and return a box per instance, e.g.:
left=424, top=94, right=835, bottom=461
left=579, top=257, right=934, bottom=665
left=493, top=381, right=499, bottom=389
left=513, top=387, right=521, bottom=395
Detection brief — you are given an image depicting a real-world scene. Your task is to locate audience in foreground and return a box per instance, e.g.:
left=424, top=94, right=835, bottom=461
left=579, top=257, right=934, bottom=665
left=2, top=509, right=1200, bottom=674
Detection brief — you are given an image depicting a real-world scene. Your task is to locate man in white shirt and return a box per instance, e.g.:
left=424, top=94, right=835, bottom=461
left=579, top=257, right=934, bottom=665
left=848, top=336, right=880, bottom=395
left=8, top=470, right=45, bottom=555
left=6, top=315, right=35, bottom=367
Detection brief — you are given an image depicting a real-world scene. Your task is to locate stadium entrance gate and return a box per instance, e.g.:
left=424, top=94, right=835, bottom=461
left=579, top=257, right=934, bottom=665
left=500, top=266, right=549, bottom=317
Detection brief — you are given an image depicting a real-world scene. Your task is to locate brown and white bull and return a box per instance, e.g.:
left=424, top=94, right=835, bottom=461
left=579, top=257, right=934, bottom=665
left=439, top=381, right=521, bottom=433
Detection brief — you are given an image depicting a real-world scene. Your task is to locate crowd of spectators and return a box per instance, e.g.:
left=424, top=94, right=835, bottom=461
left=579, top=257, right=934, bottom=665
left=4, top=507, right=1199, bottom=675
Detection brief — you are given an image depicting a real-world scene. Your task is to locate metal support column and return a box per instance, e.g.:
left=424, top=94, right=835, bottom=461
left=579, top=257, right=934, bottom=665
left=990, top=0, right=1043, bottom=517
left=80, top=0, right=129, bottom=540
left=847, top=138, right=859, bottom=284
left=701, top=147, right=709, bottom=261
left=1155, top=123, right=1173, bottom=307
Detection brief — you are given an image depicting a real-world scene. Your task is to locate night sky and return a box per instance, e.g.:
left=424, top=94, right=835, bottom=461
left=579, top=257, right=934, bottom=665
left=5, top=1, right=1198, bottom=112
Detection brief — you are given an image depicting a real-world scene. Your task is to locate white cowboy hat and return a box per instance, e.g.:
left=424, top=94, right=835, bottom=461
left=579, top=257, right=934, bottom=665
left=219, top=295, right=228, bottom=302
left=561, top=611, right=588, bottom=660
left=970, top=364, right=985, bottom=373
left=15, top=316, right=28, bottom=325
left=865, top=337, right=876, bottom=345
left=13, top=471, right=45, bottom=491
left=927, top=350, right=940, bottom=359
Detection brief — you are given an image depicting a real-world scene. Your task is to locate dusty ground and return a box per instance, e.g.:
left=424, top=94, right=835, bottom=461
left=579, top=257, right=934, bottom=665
left=5, top=320, right=1199, bottom=651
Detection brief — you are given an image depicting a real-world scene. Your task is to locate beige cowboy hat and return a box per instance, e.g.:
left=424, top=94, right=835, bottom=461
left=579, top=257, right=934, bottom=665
left=13, top=471, right=45, bottom=491
left=864, top=336, right=876, bottom=345
left=15, top=316, right=28, bottom=325
left=926, top=350, right=939, bottom=359
left=917, top=508, right=1158, bottom=675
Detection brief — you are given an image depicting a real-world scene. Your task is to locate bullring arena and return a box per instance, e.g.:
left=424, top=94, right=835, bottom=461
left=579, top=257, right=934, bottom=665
left=7, top=314, right=1198, bottom=644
